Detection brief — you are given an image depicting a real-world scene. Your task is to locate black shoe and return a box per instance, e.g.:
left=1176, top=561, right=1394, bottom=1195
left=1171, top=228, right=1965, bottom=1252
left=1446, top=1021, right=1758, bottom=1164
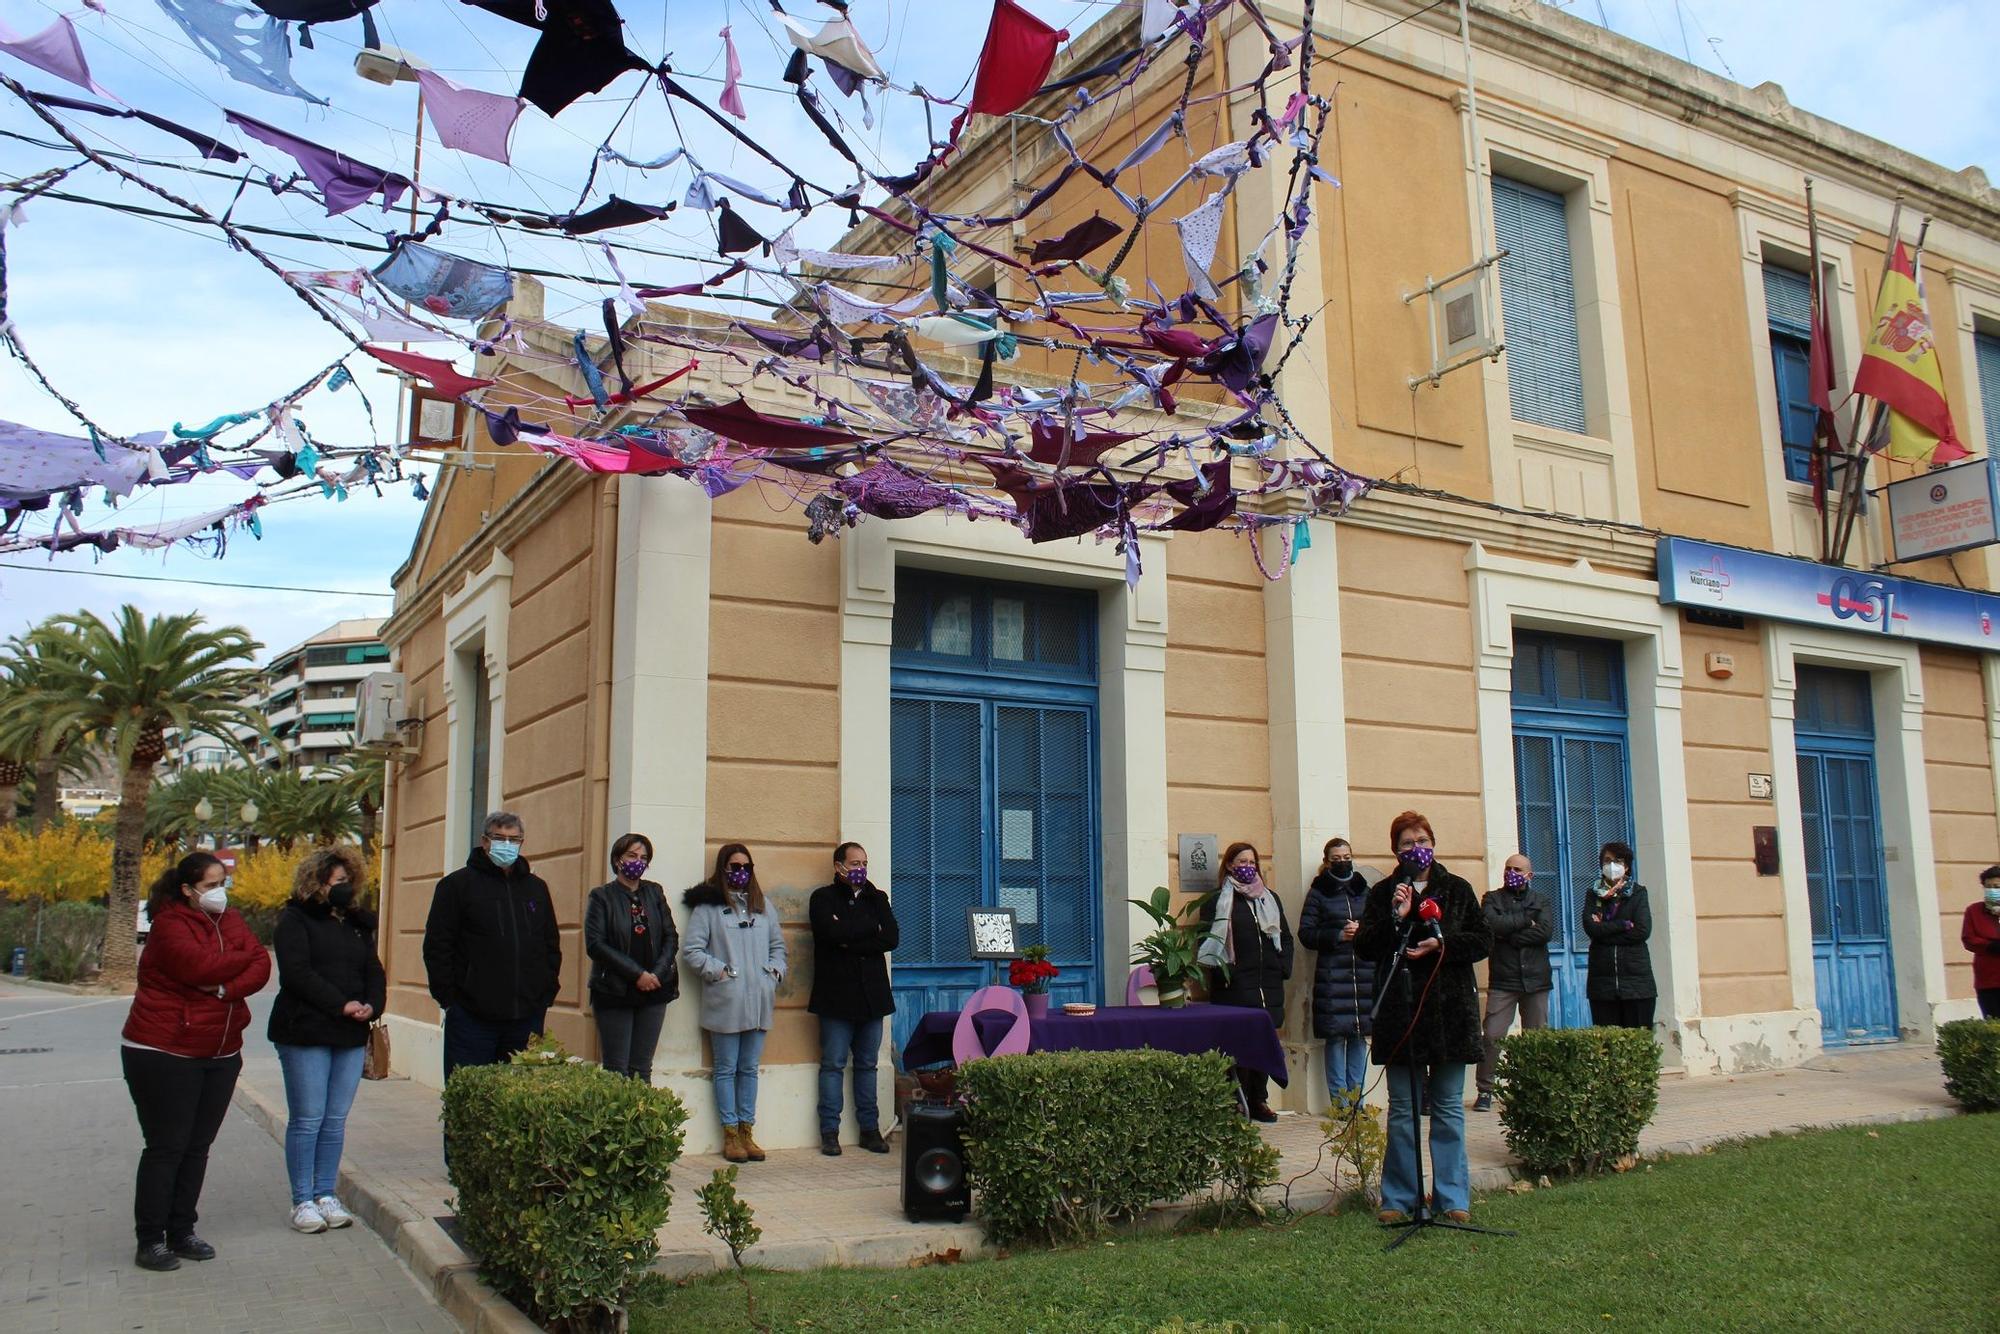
left=819, top=1130, right=842, bottom=1157
left=1472, top=1095, right=1494, bottom=1112
left=858, top=1128, right=890, bottom=1154
left=171, top=1234, right=216, bottom=1261
left=135, top=1240, right=181, bottom=1272
left=1250, top=1103, right=1279, bottom=1123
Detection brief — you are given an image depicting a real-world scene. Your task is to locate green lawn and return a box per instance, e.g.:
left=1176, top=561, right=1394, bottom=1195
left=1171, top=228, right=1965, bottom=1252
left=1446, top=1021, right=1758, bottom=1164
left=630, top=1115, right=2000, bottom=1332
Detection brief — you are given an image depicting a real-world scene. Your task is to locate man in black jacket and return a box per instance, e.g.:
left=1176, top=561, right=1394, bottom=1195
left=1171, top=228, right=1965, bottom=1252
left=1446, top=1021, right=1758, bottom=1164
left=1474, top=851, right=1554, bottom=1111
left=808, top=841, right=899, bottom=1157
left=423, top=811, right=563, bottom=1084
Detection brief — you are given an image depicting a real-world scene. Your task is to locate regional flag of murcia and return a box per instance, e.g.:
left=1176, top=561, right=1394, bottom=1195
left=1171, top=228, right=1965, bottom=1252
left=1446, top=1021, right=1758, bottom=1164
left=1853, top=241, right=1970, bottom=464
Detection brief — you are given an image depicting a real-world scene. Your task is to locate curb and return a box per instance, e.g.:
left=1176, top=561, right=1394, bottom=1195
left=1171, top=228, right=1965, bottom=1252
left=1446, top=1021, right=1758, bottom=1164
left=233, top=1080, right=541, bottom=1334
left=0, top=975, right=131, bottom=996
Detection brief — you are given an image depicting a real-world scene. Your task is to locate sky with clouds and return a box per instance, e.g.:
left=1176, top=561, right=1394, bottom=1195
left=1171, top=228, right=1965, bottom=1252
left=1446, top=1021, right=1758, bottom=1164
left=0, top=0, right=1993, bottom=663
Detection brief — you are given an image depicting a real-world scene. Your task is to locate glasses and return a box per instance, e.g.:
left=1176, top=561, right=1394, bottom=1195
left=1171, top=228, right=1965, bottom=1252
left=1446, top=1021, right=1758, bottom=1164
left=728, top=861, right=754, bottom=872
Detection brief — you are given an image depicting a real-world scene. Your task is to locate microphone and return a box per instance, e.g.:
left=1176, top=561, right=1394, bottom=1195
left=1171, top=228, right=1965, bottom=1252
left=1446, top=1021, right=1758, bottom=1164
left=1416, top=895, right=1443, bottom=943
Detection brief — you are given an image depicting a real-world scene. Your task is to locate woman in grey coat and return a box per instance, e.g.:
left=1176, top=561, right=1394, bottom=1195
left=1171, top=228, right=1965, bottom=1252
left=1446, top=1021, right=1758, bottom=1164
left=681, top=843, right=786, bottom=1164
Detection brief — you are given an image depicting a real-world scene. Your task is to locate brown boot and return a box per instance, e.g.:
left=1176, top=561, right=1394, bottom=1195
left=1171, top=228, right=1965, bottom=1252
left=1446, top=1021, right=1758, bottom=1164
left=721, top=1124, right=748, bottom=1163
left=739, top=1123, right=767, bottom=1162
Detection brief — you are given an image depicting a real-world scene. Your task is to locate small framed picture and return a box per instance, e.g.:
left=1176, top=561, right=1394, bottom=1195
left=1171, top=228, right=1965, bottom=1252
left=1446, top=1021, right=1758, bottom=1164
left=966, top=906, right=1020, bottom=960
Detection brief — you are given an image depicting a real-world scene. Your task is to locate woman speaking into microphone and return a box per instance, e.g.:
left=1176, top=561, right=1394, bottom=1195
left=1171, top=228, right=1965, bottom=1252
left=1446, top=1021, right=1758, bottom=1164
left=1354, top=811, right=1491, bottom=1225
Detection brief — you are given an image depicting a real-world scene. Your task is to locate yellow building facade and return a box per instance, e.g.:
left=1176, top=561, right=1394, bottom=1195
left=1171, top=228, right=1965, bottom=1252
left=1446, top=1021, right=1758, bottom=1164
left=375, top=2, right=2000, bottom=1150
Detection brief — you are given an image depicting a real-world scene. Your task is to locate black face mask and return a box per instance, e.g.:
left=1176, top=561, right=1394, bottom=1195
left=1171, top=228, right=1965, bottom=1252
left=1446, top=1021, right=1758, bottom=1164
left=1329, top=860, right=1353, bottom=877
left=328, top=883, right=356, bottom=910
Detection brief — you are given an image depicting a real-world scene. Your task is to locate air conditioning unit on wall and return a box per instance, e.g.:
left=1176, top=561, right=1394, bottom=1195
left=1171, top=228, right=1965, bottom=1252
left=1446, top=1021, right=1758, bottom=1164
left=354, top=671, right=407, bottom=746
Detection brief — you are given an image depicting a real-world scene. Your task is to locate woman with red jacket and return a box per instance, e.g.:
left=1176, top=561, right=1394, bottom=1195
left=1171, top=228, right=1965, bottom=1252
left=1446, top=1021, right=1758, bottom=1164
left=120, top=852, right=272, bottom=1272
left=1963, top=866, right=2000, bottom=1019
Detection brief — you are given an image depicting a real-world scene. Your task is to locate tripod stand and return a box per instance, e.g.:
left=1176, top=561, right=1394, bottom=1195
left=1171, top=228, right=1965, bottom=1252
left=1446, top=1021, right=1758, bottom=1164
left=1370, top=903, right=1515, bottom=1251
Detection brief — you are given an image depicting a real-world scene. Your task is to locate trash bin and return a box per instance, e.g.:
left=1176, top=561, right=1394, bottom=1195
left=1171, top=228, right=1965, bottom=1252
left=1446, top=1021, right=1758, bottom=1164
left=7, top=946, right=25, bottom=977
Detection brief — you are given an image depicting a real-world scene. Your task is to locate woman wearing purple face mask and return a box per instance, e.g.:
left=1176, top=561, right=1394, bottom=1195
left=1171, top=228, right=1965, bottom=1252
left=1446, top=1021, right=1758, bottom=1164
left=585, top=833, right=680, bottom=1085
left=1200, top=842, right=1294, bottom=1122
left=685, top=843, right=787, bottom=1164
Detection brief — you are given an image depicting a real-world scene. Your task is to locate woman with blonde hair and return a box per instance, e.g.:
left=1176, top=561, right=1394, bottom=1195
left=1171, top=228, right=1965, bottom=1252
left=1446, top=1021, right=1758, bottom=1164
left=268, top=846, right=384, bottom=1234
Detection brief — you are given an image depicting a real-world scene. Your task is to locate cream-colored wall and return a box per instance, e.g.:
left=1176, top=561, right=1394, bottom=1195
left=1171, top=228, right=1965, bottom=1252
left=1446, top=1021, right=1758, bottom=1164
left=1921, top=647, right=1997, bottom=1002
left=1164, top=530, right=1275, bottom=897
left=1679, top=623, right=1790, bottom=1017
left=704, top=494, right=844, bottom=1069
left=1338, top=526, right=1484, bottom=872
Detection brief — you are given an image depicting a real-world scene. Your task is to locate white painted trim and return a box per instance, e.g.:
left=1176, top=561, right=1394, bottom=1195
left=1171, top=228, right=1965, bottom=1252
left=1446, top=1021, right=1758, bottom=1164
left=442, top=551, right=512, bottom=859
left=839, top=515, right=1169, bottom=1010
left=1465, top=544, right=1704, bottom=1071
left=606, top=475, right=713, bottom=1088
left=1983, top=655, right=2000, bottom=856
left=1468, top=100, right=1641, bottom=525
left=1764, top=622, right=1948, bottom=1042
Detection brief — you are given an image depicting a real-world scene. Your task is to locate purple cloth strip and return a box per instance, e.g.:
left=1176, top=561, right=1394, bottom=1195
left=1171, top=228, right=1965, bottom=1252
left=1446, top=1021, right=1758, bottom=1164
left=227, top=111, right=410, bottom=215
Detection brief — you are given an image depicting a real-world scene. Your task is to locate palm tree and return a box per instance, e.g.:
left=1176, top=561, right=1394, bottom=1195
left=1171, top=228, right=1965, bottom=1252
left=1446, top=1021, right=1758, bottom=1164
left=24, top=608, right=265, bottom=985
left=0, top=629, right=95, bottom=831
left=329, top=753, right=386, bottom=862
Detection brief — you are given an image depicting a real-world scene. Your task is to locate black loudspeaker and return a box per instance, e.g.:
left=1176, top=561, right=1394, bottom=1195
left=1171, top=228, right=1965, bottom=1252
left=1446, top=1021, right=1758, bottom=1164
left=902, top=1103, right=971, bottom=1223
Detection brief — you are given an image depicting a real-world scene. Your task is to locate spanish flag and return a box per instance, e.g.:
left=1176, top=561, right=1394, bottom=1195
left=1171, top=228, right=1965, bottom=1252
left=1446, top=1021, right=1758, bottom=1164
left=1853, top=241, right=1969, bottom=464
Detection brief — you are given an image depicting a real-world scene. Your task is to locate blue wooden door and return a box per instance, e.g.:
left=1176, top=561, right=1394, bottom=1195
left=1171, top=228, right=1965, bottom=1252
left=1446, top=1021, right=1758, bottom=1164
left=1795, top=668, right=1897, bottom=1044
left=1512, top=634, right=1634, bottom=1028
left=888, top=576, right=1100, bottom=1062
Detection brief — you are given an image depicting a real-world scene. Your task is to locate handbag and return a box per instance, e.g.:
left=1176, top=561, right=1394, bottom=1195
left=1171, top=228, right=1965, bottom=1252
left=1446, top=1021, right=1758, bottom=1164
left=363, top=1020, right=392, bottom=1081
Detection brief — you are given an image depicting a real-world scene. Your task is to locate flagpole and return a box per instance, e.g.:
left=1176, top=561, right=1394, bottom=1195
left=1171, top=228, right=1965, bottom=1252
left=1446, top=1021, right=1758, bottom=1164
left=1829, top=195, right=1905, bottom=565
left=1805, top=177, right=1831, bottom=563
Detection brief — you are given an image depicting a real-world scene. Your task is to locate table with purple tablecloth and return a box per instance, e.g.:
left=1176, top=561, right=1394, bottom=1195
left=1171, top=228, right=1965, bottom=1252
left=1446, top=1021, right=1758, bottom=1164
left=899, top=1004, right=1289, bottom=1086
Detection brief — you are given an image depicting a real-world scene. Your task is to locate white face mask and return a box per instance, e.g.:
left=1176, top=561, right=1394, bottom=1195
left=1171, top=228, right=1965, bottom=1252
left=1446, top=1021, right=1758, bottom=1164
left=1601, top=862, right=1627, bottom=883
left=198, top=885, right=229, bottom=913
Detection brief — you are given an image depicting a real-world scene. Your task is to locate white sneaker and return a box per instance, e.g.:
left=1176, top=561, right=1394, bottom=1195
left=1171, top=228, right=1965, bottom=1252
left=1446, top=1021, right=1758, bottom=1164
left=290, top=1201, right=327, bottom=1233
left=315, top=1196, right=354, bottom=1229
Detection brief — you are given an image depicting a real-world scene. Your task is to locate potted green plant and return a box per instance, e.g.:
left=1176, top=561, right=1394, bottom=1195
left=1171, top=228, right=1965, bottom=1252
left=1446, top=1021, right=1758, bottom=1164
left=1128, top=886, right=1220, bottom=1008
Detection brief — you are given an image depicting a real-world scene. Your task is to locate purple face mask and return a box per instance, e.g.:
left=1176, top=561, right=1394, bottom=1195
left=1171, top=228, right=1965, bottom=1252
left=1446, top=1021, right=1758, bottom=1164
left=725, top=865, right=750, bottom=888
left=618, top=858, right=649, bottom=880
left=1229, top=863, right=1260, bottom=885
left=846, top=865, right=868, bottom=887
left=1399, top=844, right=1435, bottom=872
left=1503, top=867, right=1528, bottom=890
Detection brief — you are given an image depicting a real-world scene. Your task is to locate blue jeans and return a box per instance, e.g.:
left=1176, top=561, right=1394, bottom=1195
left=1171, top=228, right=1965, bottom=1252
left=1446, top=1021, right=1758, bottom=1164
left=1381, top=1063, right=1470, bottom=1216
left=1324, top=1035, right=1370, bottom=1103
left=710, top=1029, right=767, bottom=1126
left=816, top=1015, right=883, bottom=1135
left=441, top=1006, right=544, bottom=1085
left=275, top=1044, right=366, bottom=1206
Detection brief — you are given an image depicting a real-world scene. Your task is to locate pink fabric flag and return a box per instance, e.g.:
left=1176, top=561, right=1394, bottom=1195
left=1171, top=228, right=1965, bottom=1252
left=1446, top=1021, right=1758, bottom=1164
left=718, top=25, right=746, bottom=120
left=415, top=69, right=525, bottom=166
left=0, top=14, right=112, bottom=98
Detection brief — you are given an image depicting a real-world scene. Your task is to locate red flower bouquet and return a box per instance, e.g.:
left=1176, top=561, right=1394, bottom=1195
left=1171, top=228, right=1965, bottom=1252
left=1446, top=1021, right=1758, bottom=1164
left=1008, top=956, right=1060, bottom=994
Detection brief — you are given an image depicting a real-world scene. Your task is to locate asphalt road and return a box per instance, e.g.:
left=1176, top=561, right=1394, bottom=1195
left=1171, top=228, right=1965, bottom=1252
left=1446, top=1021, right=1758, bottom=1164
left=0, top=974, right=457, bottom=1334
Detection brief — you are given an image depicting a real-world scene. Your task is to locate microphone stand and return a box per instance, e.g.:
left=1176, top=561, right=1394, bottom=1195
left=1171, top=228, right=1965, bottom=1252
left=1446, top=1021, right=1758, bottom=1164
left=1369, top=899, right=1516, bottom=1251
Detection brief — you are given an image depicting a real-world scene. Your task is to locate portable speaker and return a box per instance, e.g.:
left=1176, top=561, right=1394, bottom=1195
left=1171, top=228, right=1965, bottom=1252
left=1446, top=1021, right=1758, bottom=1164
left=902, top=1103, right=971, bottom=1223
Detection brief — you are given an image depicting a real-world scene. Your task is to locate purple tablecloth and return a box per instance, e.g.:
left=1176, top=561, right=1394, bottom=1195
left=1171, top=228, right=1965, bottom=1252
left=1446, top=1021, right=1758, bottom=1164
left=900, top=1003, right=1289, bottom=1086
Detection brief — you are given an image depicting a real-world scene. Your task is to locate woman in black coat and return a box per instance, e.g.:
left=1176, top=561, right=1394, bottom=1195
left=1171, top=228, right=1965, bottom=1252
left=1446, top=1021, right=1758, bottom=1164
left=1298, top=837, right=1375, bottom=1106
left=269, top=847, right=386, bottom=1234
left=1583, top=840, right=1656, bottom=1030
left=1353, top=811, right=1490, bottom=1225
left=1200, top=841, right=1293, bottom=1123
left=584, top=832, right=681, bottom=1083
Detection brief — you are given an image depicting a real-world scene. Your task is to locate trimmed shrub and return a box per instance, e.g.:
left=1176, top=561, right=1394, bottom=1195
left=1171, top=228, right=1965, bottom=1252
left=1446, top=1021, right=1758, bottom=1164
left=442, top=1037, right=688, bottom=1331
left=957, top=1049, right=1277, bottom=1247
left=1495, top=1026, right=1660, bottom=1176
left=1937, top=1017, right=2000, bottom=1112
left=30, top=901, right=105, bottom=983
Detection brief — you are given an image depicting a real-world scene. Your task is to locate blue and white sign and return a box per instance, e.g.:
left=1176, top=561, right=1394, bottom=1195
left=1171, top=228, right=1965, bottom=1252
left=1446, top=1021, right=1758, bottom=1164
left=1657, top=537, right=2000, bottom=653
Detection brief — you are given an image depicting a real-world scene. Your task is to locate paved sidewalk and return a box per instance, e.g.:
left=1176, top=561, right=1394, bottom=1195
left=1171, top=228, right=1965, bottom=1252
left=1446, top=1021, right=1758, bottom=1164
left=236, top=1032, right=1956, bottom=1290
left=0, top=977, right=458, bottom=1334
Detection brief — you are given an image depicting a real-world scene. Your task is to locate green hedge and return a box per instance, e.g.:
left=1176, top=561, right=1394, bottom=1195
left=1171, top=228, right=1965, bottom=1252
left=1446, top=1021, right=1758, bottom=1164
left=1495, top=1026, right=1661, bottom=1176
left=442, top=1039, right=688, bottom=1329
left=1937, top=1018, right=2000, bottom=1112
left=957, top=1049, right=1277, bottom=1247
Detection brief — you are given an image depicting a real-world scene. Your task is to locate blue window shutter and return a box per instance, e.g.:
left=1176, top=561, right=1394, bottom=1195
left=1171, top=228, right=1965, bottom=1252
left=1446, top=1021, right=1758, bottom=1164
left=1771, top=333, right=1817, bottom=482
left=1493, top=176, right=1587, bottom=434
left=1762, top=264, right=1813, bottom=338
left=1977, top=331, right=2000, bottom=454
